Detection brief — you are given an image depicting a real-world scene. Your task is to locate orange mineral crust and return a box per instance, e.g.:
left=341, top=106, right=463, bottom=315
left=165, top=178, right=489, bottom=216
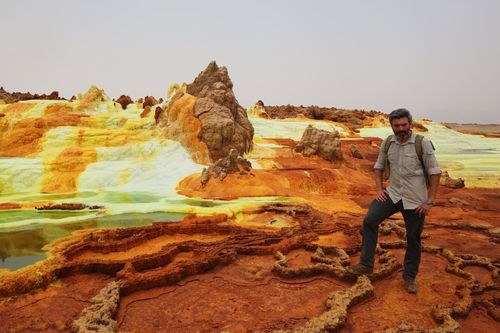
left=164, top=91, right=210, bottom=164
left=0, top=102, right=88, bottom=157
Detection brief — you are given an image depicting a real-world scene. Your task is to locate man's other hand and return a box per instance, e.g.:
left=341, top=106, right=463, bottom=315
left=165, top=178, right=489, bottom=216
left=375, top=189, right=388, bottom=202
left=415, top=203, right=432, bottom=216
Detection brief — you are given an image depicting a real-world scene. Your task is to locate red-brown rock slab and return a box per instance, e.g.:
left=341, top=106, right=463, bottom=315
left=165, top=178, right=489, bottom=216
left=0, top=273, right=113, bottom=332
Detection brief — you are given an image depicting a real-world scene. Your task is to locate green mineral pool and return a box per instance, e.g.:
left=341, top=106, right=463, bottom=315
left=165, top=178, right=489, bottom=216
left=0, top=211, right=187, bottom=271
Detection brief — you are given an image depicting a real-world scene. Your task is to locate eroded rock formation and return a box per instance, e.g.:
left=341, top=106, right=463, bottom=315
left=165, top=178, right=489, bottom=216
left=200, top=148, right=252, bottom=186
left=440, top=171, right=465, bottom=188
left=294, top=125, right=343, bottom=161
left=186, top=61, right=254, bottom=161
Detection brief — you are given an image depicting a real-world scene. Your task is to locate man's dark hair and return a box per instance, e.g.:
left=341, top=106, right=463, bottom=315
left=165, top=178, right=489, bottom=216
left=389, top=108, right=412, bottom=124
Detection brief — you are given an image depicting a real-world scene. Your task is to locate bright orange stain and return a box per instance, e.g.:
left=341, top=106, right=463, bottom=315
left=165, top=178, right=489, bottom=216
left=41, top=147, right=97, bottom=193
left=165, top=92, right=210, bottom=164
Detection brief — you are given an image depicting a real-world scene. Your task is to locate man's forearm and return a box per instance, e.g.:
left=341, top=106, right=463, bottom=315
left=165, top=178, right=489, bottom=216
left=428, top=174, right=441, bottom=202
left=375, top=169, right=384, bottom=191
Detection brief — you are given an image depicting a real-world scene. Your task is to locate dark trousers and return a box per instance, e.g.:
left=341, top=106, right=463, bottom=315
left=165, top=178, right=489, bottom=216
left=360, top=197, right=425, bottom=280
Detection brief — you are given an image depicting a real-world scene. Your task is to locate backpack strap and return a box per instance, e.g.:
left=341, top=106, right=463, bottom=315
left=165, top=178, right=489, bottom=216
left=383, top=135, right=394, bottom=180
left=415, top=134, right=430, bottom=187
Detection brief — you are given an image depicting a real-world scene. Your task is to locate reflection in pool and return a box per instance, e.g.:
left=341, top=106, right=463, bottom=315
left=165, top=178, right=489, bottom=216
left=0, top=211, right=186, bottom=270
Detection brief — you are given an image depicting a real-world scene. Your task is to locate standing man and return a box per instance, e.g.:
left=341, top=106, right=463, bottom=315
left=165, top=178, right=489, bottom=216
left=346, top=109, right=441, bottom=293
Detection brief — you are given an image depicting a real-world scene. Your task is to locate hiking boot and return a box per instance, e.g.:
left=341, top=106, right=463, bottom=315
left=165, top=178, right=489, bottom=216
left=345, top=263, right=373, bottom=276
left=404, top=278, right=417, bottom=294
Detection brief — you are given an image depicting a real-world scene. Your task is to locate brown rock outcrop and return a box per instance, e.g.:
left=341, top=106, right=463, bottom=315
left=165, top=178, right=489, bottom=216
left=0, top=86, right=63, bottom=103
left=35, top=203, right=103, bottom=211
left=440, top=171, right=465, bottom=188
left=294, top=125, right=343, bottom=161
left=115, top=95, right=133, bottom=110
left=350, top=144, right=363, bottom=159
left=200, top=148, right=252, bottom=186
left=154, top=106, right=163, bottom=124
left=186, top=61, right=254, bottom=161
left=142, top=96, right=158, bottom=109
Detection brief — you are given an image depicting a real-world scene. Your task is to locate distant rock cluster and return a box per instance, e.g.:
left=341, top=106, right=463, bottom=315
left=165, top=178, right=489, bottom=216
left=295, top=125, right=343, bottom=161
left=0, top=86, right=63, bottom=104
left=263, top=104, right=386, bottom=132
left=261, top=104, right=428, bottom=132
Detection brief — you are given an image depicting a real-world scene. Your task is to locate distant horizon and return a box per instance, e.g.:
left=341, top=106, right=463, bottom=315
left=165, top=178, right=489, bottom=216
left=1, top=0, right=499, bottom=124
left=1, top=81, right=498, bottom=125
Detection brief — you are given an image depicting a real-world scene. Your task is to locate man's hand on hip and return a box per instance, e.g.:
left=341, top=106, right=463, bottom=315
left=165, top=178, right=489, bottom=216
left=375, top=189, right=388, bottom=202
left=416, top=203, right=432, bottom=216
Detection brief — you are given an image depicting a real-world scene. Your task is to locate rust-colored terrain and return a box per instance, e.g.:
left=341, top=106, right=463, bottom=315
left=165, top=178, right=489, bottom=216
left=0, top=63, right=498, bottom=332
left=0, top=135, right=498, bottom=332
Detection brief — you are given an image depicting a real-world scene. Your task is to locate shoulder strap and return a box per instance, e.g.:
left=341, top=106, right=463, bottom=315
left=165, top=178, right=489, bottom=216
left=415, top=134, right=429, bottom=187
left=383, top=135, right=394, bottom=180
left=415, top=134, right=424, bottom=160
left=384, top=135, right=394, bottom=155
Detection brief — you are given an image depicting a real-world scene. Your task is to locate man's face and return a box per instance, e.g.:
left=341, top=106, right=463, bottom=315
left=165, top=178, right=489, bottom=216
left=391, top=117, right=411, bottom=139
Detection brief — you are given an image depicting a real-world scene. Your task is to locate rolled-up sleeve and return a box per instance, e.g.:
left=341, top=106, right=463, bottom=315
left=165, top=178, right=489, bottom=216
left=374, top=139, right=388, bottom=170
left=422, top=139, right=441, bottom=175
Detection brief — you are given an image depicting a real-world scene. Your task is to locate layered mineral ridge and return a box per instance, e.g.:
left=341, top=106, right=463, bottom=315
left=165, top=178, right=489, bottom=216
left=0, top=62, right=499, bottom=333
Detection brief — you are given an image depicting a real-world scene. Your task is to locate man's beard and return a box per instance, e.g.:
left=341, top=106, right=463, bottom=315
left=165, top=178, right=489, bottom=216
left=395, top=129, right=410, bottom=139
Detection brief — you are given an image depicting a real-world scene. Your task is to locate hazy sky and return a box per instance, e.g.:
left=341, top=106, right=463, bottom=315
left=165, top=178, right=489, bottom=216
left=1, top=0, right=499, bottom=123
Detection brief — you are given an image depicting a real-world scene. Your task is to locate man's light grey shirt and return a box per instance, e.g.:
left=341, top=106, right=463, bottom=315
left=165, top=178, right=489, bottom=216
left=374, top=132, right=441, bottom=209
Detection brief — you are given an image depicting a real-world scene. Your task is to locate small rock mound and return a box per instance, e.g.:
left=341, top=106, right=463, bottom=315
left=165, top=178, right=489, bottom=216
left=247, top=100, right=269, bottom=118
left=440, top=171, right=465, bottom=189
left=295, top=125, right=343, bottom=161
left=201, top=148, right=252, bottom=186
left=350, top=144, right=363, bottom=159
left=186, top=61, right=254, bottom=162
left=142, top=95, right=159, bottom=108
left=115, top=95, right=133, bottom=109
left=72, top=281, right=120, bottom=333
left=77, top=86, right=109, bottom=111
